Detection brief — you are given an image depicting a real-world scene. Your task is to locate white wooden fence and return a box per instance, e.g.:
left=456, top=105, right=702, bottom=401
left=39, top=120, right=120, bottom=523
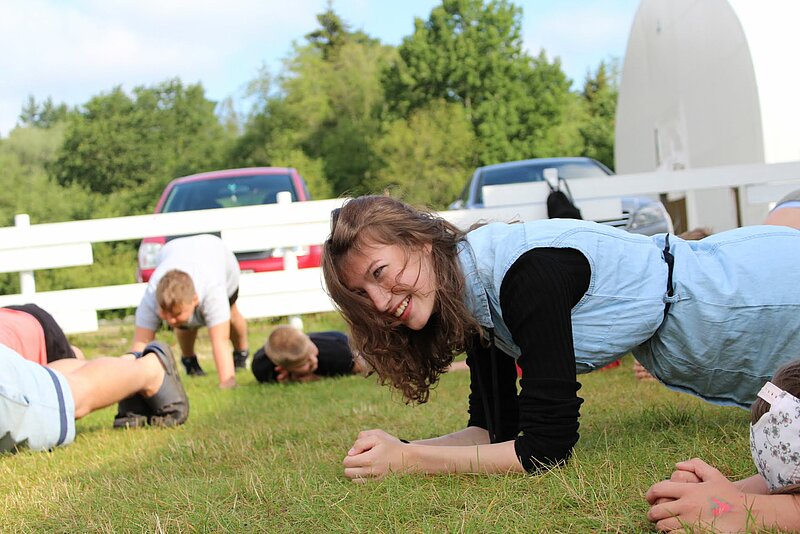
left=1, top=161, right=799, bottom=334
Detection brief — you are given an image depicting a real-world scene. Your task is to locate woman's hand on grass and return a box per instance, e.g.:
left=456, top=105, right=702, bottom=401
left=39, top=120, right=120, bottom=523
left=343, top=429, right=409, bottom=482
left=646, top=458, right=747, bottom=533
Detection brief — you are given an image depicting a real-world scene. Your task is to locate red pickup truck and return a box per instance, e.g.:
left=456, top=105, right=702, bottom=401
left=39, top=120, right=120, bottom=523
left=136, top=167, right=322, bottom=282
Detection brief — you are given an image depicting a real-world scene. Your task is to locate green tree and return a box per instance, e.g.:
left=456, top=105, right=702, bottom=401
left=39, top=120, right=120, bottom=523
left=53, top=79, right=229, bottom=213
left=371, top=100, right=476, bottom=208
left=579, top=60, right=619, bottom=170
left=234, top=8, right=393, bottom=197
left=0, top=124, right=94, bottom=225
left=383, top=0, right=572, bottom=165
left=18, top=96, right=69, bottom=129
left=0, top=124, right=119, bottom=295
left=306, top=2, right=380, bottom=61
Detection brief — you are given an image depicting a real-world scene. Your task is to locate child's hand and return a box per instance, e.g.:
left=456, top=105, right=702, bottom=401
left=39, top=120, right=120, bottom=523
left=274, top=365, right=291, bottom=383
left=646, top=458, right=747, bottom=532
left=342, top=429, right=409, bottom=482
left=274, top=365, right=318, bottom=383
left=670, top=460, right=704, bottom=484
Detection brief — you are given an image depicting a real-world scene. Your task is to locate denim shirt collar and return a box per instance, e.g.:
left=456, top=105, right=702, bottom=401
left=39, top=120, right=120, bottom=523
left=457, top=240, right=494, bottom=329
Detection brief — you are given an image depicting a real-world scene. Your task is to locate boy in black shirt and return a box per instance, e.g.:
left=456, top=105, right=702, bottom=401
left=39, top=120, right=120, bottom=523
left=251, top=326, right=364, bottom=383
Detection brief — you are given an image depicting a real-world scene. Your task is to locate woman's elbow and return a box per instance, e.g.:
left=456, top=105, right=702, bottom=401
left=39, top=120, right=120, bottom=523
left=515, top=441, right=574, bottom=473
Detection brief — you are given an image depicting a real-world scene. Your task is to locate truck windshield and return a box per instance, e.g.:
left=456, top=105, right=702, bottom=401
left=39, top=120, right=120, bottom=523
left=476, top=161, right=608, bottom=204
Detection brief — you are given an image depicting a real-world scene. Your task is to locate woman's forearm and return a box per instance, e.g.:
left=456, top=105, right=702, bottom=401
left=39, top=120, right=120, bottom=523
left=404, top=439, right=524, bottom=475
left=411, top=426, right=491, bottom=446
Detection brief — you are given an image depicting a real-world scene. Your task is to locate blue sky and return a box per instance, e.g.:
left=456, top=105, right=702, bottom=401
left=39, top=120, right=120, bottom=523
left=0, top=0, right=641, bottom=137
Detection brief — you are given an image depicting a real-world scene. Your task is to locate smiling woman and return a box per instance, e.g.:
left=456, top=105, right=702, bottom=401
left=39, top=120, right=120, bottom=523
left=340, top=241, right=436, bottom=330
left=322, top=195, right=800, bottom=482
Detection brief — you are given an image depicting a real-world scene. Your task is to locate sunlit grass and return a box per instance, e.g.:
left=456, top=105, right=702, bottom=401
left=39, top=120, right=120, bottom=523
left=1, top=314, right=767, bottom=532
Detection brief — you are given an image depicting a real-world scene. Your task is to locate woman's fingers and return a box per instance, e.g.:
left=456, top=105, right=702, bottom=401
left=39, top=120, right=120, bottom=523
left=343, top=466, right=379, bottom=481
left=347, top=431, right=383, bottom=456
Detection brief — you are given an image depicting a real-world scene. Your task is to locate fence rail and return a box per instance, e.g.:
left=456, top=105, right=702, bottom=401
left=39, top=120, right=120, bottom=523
left=2, top=161, right=799, bottom=334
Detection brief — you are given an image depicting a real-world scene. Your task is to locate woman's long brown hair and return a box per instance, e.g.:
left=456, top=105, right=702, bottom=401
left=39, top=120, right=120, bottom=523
left=323, top=196, right=481, bottom=404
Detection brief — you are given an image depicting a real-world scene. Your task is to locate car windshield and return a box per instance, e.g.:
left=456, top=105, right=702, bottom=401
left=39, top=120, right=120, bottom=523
left=476, top=160, right=609, bottom=204
left=161, top=173, right=297, bottom=212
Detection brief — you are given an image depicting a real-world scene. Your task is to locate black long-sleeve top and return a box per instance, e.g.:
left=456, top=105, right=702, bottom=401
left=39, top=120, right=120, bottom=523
left=466, top=247, right=590, bottom=472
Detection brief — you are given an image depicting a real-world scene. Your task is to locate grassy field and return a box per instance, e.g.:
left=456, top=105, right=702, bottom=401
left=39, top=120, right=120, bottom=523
left=1, top=313, right=760, bottom=533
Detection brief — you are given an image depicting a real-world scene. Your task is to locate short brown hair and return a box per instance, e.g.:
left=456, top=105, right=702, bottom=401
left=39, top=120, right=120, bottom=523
left=155, top=270, right=196, bottom=312
left=751, top=358, right=800, bottom=495
left=265, top=326, right=311, bottom=368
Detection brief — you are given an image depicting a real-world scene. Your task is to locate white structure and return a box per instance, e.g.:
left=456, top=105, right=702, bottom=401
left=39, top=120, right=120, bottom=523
left=616, top=0, right=800, bottom=230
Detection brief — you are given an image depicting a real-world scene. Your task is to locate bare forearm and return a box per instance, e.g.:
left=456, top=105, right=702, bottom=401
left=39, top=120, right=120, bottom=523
left=749, top=494, right=800, bottom=531
left=404, top=440, right=524, bottom=475
left=734, top=474, right=769, bottom=494
left=209, top=322, right=235, bottom=387
left=132, top=327, right=155, bottom=352
left=411, top=426, right=491, bottom=446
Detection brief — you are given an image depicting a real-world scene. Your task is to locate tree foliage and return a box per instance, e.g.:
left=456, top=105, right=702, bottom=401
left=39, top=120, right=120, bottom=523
left=234, top=7, right=393, bottom=197
left=371, top=100, right=476, bottom=208
left=18, top=96, right=70, bottom=129
left=382, top=0, right=572, bottom=165
left=52, top=80, right=229, bottom=213
left=578, top=60, right=619, bottom=170
left=2, top=1, right=622, bottom=295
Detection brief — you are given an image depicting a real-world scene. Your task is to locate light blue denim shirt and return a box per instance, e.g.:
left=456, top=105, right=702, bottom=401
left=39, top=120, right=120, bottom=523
left=458, top=220, right=800, bottom=408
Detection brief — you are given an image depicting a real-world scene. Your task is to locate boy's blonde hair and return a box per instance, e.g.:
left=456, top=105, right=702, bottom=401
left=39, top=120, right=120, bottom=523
left=265, top=325, right=311, bottom=368
left=156, top=270, right=196, bottom=312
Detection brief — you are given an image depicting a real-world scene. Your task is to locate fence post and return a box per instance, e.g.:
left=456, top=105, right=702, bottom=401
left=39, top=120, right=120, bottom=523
left=14, top=214, right=36, bottom=296
left=276, top=191, right=303, bottom=331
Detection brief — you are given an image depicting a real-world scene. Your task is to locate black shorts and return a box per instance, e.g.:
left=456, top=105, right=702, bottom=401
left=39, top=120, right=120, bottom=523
left=3, top=304, right=75, bottom=363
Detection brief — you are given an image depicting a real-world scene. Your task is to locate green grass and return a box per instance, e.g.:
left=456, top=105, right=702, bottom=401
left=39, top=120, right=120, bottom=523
left=1, top=314, right=761, bottom=532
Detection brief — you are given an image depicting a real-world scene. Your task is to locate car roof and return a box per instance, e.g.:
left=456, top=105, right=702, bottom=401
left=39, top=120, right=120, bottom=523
left=169, top=167, right=295, bottom=185
left=477, top=157, right=599, bottom=172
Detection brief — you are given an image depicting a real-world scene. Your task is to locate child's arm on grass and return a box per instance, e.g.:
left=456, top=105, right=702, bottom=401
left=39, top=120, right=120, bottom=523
left=669, top=459, right=769, bottom=493
left=342, top=429, right=524, bottom=481
left=733, top=473, right=769, bottom=494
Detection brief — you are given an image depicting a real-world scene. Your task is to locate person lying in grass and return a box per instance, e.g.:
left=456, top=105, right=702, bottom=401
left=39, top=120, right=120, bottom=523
left=646, top=359, right=800, bottom=533
left=251, top=325, right=468, bottom=384
left=0, top=341, right=189, bottom=453
left=0, top=303, right=85, bottom=364
left=322, top=195, right=800, bottom=481
left=251, top=325, right=365, bottom=383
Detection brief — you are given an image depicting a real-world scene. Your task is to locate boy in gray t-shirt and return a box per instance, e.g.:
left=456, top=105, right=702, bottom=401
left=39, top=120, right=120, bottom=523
left=132, top=234, right=249, bottom=389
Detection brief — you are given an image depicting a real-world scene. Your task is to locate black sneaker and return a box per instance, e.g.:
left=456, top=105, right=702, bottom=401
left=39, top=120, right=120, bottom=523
left=181, top=355, right=206, bottom=376
left=142, top=342, right=189, bottom=427
left=233, top=350, right=249, bottom=370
